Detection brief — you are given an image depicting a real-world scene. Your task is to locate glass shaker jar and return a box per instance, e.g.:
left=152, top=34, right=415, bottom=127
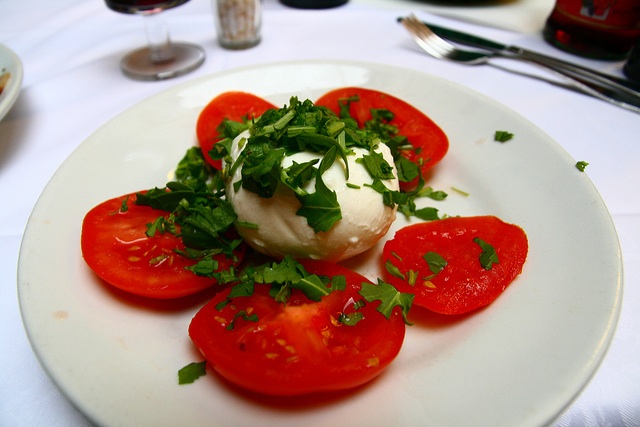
left=542, top=0, right=640, bottom=60
left=214, top=0, right=261, bottom=49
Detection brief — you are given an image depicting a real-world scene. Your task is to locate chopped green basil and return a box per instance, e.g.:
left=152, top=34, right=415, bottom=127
left=359, top=279, right=414, bottom=325
left=576, top=161, right=589, bottom=172
left=395, top=156, right=420, bottom=183
left=385, top=259, right=405, bottom=280
left=414, top=207, right=440, bottom=221
left=338, top=311, right=364, bottom=326
left=473, top=237, right=499, bottom=270
left=257, top=255, right=345, bottom=303
left=295, top=148, right=342, bottom=233
left=494, top=130, right=514, bottom=142
left=119, top=196, right=129, bottom=213
left=422, top=251, right=447, bottom=277
left=451, top=186, right=469, bottom=197
left=145, top=217, right=163, bottom=237
left=178, top=361, right=207, bottom=385
left=227, top=310, right=259, bottom=330
left=359, top=150, right=395, bottom=180
left=407, top=269, right=418, bottom=286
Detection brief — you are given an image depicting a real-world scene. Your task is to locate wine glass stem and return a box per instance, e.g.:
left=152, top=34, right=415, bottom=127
left=143, top=11, right=175, bottom=63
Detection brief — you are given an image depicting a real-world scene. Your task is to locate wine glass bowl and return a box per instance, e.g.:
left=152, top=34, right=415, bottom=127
left=106, top=0, right=205, bottom=80
left=105, top=0, right=190, bottom=13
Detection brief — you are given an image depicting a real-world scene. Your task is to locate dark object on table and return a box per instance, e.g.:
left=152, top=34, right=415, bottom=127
left=624, top=39, right=640, bottom=82
left=280, top=0, right=347, bottom=9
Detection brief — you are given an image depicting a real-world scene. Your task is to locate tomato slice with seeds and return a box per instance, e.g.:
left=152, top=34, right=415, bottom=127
left=196, top=91, right=277, bottom=169
left=188, top=260, right=406, bottom=396
left=382, top=216, right=528, bottom=315
left=81, top=192, right=244, bottom=299
left=315, top=87, right=449, bottom=190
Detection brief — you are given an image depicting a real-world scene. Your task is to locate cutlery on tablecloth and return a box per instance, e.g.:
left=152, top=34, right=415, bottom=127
left=400, top=15, right=640, bottom=113
left=418, top=20, right=640, bottom=92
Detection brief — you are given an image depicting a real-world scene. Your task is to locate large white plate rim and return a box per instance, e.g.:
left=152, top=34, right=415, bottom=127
left=18, top=60, right=623, bottom=427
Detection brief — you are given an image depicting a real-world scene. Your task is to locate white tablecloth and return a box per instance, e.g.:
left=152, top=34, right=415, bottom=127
left=1, top=0, right=638, bottom=425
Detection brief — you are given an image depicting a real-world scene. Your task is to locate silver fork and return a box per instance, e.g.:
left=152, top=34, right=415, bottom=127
left=401, top=14, right=640, bottom=114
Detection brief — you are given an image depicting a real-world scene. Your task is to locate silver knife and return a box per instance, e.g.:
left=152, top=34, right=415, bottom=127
left=421, top=20, right=640, bottom=94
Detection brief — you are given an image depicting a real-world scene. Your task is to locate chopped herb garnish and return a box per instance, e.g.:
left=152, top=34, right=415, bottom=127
left=178, top=361, right=207, bottom=384
left=414, top=207, right=440, bottom=221
left=473, top=237, right=499, bottom=270
left=119, top=196, right=129, bottom=213
left=281, top=159, right=318, bottom=194
left=576, top=161, right=589, bottom=172
left=418, top=186, right=448, bottom=201
left=295, top=147, right=342, bottom=232
left=407, top=269, right=418, bottom=286
left=394, top=156, right=420, bottom=183
left=359, top=150, right=395, bottom=180
left=226, top=268, right=257, bottom=297
left=359, top=279, right=414, bottom=324
left=185, top=257, right=220, bottom=277
left=145, top=216, right=166, bottom=237
left=174, top=146, right=219, bottom=191
left=385, top=259, right=405, bottom=280
left=451, top=186, right=470, bottom=197
left=215, top=298, right=231, bottom=311
left=227, top=310, right=259, bottom=330
left=240, top=142, right=286, bottom=198
left=258, top=255, right=345, bottom=302
left=338, top=311, right=364, bottom=326
left=422, top=251, right=447, bottom=278
left=494, top=131, right=514, bottom=142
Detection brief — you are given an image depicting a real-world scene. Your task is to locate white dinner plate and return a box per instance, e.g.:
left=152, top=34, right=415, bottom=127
left=0, top=44, right=23, bottom=122
left=18, top=60, right=622, bottom=427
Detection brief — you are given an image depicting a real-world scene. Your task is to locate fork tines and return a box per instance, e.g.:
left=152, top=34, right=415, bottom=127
left=401, top=14, right=455, bottom=58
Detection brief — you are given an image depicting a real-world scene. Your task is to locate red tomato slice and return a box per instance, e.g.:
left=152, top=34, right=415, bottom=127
left=315, top=87, right=449, bottom=190
left=382, top=216, right=528, bottom=315
left=196, top=91, right=276, bottom=169
left=81, top=192, right=244, bottom=299
left=188, top=260, right=406, bottom=396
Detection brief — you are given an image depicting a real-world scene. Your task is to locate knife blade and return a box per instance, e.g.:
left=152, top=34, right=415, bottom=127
left=421, top=20, right=640, bottom=93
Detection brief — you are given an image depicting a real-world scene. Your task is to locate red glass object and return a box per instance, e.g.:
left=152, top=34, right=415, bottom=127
left=543, top=0, right=640, bottom=60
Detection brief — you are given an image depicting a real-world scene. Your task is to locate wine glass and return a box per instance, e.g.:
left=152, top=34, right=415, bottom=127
left=106, top=0, right=205, bottom=80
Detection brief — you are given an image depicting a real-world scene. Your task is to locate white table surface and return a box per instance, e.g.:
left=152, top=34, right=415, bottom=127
left=1, top=0, right=638, bottom=425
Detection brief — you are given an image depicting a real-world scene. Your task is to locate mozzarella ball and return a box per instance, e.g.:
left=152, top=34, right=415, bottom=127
left=224, top=130, right=398, bottom=261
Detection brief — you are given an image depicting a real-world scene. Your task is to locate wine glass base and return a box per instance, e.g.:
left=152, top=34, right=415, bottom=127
left=120, top=43, right=205, bottom=81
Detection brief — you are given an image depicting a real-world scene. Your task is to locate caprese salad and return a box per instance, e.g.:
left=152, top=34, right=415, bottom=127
left=81, top=87, right=528, bottom=396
